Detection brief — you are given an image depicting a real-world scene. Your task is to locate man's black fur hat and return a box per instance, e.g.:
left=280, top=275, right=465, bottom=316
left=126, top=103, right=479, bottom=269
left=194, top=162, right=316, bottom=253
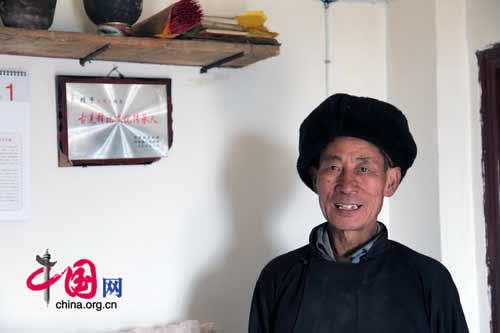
left=297, top=93, right=417, bottom=192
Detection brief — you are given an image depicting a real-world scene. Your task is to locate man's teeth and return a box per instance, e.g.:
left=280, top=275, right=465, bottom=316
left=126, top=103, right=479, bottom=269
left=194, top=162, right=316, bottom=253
left=336, top=204, right=361, bottom=210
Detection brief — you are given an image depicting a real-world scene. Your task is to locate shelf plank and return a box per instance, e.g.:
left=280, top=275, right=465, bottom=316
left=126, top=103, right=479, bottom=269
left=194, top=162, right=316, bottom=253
left=0, top=27, right=280, bottom=68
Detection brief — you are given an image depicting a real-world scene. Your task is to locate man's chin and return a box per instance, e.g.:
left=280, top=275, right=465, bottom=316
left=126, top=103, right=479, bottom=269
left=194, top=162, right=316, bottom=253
left=327, top=218, right=374, bottom=233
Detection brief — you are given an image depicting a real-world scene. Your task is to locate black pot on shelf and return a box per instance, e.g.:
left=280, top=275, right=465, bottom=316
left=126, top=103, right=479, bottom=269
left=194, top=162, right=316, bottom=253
left=0, top=0, right=57, bottom=29
left=83, top=0, right=142, bottom=26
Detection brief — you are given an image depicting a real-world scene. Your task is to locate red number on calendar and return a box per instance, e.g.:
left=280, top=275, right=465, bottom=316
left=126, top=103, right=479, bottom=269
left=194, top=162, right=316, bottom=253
left=5, top=83, right=13, bottom=101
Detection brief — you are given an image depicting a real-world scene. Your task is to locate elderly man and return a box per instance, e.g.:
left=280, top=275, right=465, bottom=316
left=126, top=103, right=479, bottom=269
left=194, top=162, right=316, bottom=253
left=248, top=94, right=468, bottom=332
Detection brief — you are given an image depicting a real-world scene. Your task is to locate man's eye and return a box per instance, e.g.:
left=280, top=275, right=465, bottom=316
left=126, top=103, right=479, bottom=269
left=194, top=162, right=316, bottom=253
left=359, top=167, right=369, bottom=173
left=329, top=165, right=339, bottom=171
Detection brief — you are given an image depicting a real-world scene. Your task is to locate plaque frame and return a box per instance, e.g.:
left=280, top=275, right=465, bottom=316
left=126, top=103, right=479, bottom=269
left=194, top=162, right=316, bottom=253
left=56, top=75, right=173, bottom=167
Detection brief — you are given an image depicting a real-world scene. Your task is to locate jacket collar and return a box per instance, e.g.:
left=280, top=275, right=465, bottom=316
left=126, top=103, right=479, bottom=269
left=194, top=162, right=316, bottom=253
left=308, top=222, right=390, bottom=263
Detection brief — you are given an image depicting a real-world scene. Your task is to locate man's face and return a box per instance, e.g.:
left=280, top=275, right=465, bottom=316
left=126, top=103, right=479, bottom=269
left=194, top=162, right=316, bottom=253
left=310, top=137, right=401, bottom=234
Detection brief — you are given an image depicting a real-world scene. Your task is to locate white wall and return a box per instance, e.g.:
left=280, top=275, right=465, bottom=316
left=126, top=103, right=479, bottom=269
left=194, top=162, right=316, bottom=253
left=0, top=1, right=388, bottom=332
left=435, top=0, right=481, bottom=331
left=436, top=0, right=500, bottom=331
left=386, top=0, right=442, bottom=260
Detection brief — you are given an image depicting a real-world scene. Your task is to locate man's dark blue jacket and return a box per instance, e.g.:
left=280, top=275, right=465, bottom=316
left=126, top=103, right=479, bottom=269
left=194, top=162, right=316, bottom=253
left=249, top=223, right=469, bottom=333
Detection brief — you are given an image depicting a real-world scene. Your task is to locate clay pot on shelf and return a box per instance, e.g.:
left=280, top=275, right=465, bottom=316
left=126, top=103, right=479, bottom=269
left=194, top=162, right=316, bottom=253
left=0, top=0, right=57, bottom=29
left=83, top=0, right=142, bottom=26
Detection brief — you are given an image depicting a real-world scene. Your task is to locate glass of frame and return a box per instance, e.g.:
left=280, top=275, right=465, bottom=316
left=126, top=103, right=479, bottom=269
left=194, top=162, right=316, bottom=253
left=56, top=75, right=173, bottom=167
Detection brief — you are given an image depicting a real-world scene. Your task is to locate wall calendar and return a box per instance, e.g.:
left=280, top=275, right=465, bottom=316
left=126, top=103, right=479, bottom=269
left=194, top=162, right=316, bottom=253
left=0, top=69, right=31, bottom=221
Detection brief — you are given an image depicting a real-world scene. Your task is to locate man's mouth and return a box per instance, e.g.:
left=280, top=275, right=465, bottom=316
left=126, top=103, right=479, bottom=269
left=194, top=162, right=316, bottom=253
left=334, top=203, right=362, bottom=211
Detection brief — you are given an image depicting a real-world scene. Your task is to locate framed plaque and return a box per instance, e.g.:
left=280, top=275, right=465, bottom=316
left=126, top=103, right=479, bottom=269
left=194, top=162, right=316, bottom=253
left=56, top=76, right=172, bottom=167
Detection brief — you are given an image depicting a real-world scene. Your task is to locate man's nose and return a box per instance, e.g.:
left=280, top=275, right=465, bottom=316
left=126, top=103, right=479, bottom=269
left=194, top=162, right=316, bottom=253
left=336, top=169, right=358, bottom=193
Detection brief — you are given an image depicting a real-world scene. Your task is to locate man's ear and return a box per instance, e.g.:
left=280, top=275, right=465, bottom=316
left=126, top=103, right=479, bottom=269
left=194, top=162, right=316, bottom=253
left=309, top=166, right=318, bottom=192
left=384, top=167, right=401, bottom=197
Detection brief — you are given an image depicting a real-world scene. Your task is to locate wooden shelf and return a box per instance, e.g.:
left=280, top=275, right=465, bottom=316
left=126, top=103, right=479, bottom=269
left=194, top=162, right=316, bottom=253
left=0, top=27, right=280, bottom=70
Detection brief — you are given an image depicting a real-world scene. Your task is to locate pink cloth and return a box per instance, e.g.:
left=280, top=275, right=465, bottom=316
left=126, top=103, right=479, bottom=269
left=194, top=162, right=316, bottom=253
left=123, top=320, right=216, bottom=333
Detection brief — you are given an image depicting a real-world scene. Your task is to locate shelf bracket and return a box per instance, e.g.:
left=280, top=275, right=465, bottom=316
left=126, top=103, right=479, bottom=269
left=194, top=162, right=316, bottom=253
left=200, top=52, right=245, bottom=74
left=80, top=44, right=112, bottom=66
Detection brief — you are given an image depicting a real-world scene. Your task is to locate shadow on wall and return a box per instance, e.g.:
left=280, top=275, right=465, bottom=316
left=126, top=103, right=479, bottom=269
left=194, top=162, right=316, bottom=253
left=186, top=133, right=296, bottom=332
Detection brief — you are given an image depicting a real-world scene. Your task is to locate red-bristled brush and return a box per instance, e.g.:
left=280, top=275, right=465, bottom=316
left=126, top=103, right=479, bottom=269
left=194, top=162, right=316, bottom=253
left=133, top=0, right=203, bottom=38
left=168, top=0, right=203, bottom=35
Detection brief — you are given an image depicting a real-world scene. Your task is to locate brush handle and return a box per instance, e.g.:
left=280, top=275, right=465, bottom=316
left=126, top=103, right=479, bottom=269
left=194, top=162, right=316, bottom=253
left=201, top=19, right=244, bottom=32
left=204, top=15, right=237, bottom=20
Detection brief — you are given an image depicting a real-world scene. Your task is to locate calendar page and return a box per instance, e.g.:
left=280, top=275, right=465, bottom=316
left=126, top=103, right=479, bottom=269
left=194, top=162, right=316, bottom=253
left=0, top=69, right=31, bottom=221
